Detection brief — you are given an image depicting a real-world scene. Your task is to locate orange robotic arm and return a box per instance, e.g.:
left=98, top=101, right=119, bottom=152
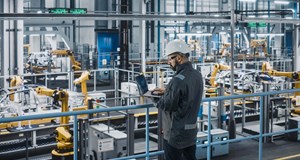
left=51, top=50, right=81, bottom=71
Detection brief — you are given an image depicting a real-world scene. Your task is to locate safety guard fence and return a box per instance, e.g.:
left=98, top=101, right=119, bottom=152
left=1, top=88, right=300, bottom=160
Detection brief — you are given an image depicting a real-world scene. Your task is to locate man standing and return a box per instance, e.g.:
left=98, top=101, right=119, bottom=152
left=153, top=39, right=203, bottom=160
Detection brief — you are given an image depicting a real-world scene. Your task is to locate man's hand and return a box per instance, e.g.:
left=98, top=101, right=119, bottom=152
left=151, top=88, right=165, bottom=95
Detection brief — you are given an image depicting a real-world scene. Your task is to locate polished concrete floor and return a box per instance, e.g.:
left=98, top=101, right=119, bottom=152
left=213, top=137, right=300, bottom=160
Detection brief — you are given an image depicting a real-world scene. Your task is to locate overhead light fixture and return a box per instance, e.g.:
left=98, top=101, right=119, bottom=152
left=251, top=33, right=284, bottom=37
left=239, top=0, right=256, bottom=2
left=274, top=1, right=290, bottom=5
left=219, top=31, right=242, bottom=35
left=45, top=34, right=56, bottom=37
left=177, top=33, right=212, bottom=36
left=30, top=34, right=40, bottom=37
left=248, top=15, right=256, bottom=18
left=164, top=28, right=175, bottom=31
left=219, top=32, right=227, bottom=35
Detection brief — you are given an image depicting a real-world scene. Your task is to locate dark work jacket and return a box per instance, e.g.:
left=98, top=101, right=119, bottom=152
left=157, top=61, right=203, bottom=149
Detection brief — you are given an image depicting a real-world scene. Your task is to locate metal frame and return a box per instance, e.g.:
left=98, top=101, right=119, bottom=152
left=1, top=88, right=300, bottom=160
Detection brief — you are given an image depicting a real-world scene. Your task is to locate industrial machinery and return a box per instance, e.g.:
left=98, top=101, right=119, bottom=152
left=73, top=71, right=92, bottom=107
left=262, top=62, right=300, bottom=97
left=250, top=39, right=268, bottom=57
left=35, top=86, right=73, bottom=159
left=51, top=50, right=81, bottom=71
left=262, top=62, right=300, bottom=114
left=219, top=43, right=232, bottom=57
left=209, top=63, right=231, bottom=88
left=89, top=124, right=127, bottom=159
left=208, top=129, right=229, bottom=157
left=25, top=51, right=54, bottom=74
left=9, top=76, right=23, bottom=101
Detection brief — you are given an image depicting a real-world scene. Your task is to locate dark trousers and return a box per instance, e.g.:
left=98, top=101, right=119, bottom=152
left=163, top=139, right=197, bottom=160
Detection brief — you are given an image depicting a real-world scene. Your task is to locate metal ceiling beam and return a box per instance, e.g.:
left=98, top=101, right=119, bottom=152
left=0, top=13, right=231, bottom=22
left=1, top=13, right=300, bottom=24
left=243, top=17, right=300, bottom=24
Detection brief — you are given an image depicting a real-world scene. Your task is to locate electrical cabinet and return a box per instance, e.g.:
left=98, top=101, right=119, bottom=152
left=89, top=124, right=127, bottom=160
left=196, top=132, right=208, bottom=160
left=196, top=129, right=229, bottom=159
left=209, top=129, right=229, bottom=157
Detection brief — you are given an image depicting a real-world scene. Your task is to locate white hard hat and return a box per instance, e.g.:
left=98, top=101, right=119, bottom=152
left=165, top=39, right=191, bottom=57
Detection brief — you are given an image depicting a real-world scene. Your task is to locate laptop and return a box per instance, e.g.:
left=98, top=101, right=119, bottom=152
left=135, top=74, right=161, bottom=98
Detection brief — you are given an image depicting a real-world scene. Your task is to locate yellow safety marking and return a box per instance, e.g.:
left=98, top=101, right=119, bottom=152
left=275, top=153, right=300, bottom=160
left=134, top=111, right=158, bottom=117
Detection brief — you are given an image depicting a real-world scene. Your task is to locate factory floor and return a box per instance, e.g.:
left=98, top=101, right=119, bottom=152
left=213, top=136, right=300, bottom=160
left=14, top=134, right=300, bottom=160
left=212, top=120, right=300, bottom=160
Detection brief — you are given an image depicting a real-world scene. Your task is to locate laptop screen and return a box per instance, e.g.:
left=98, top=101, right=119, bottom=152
left=135, top=74, right=149, bottom=95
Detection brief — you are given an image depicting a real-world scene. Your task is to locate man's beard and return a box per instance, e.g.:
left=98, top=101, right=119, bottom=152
left=170, top=59, right=179, bottom=71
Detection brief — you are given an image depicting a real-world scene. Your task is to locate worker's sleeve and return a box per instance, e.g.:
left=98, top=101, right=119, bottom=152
left=156, top=78, right=181, bottom=112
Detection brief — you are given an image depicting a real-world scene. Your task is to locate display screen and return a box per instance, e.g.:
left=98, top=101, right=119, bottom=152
left=136, top=75, right=149, bottom=95
left=49, top=8, right=87, bottom=14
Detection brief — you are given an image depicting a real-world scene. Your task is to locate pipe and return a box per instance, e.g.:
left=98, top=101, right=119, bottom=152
left=229, top=0, right=236, bottom=139
left=119, top=0, right=129, bottom=84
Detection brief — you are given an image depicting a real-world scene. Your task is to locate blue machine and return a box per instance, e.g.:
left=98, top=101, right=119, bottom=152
left=97, top=31, right=119, bottom=80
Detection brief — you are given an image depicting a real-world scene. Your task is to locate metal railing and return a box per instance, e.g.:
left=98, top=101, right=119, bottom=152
left=1, top=88, right=300, bottom=160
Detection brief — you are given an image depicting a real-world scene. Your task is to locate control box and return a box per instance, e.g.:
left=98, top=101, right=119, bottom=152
left=196, top=129, right=229, bottom=159
left=89, top=124, right=127, bottom=159
left=209, top=129, right=229, bottom=157
left=195, top=131, right=208, bottom=160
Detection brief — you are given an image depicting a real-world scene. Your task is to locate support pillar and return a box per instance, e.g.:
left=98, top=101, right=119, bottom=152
left=294, top=25, right=300, bottom=71
left=1, top=0, right=24, bottom=88
left=140, top=0, right=146, bottom=73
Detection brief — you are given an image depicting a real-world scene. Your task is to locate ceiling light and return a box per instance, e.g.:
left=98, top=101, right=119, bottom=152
left=164, top=28, right=175, bottom=31
left=274, top=1, right=290, bottom=5
left=177, top=33, right=212, bottom=37
left=239, top=0, right=256, bottom=2
left=251, top=33, right=285, bottom=37
left=248, top=15, right=256, bottom=18
left=45, top=34, right=56, bottom=37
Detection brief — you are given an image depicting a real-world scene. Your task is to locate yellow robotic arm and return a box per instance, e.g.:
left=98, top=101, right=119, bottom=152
left=9, top=76, right=23, bottom=101
left=210, top=63, right=231, bottom=87
left=262, top=67, right=300, bottom=97
left=35, top=87, right=69, bottom=125
left=262, top=61, right=272, bottom=72
left=35, top=86, right=73, bottom=158
left=73, top=71, right=91, bottom=97
left=219, top=43, right=232, bottom=57
left=250, top=39, right=268, bottom=57
left=73, top=71, right=94, bottom=106
left=51, top=50, right=81, bottom=71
